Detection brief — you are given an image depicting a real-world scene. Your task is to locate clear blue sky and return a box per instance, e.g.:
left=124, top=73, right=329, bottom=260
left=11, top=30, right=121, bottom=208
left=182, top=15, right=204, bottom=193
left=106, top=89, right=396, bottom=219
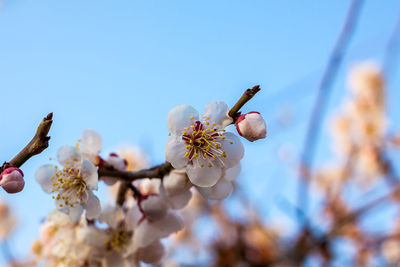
left=1, top=0, right=400, bottom=265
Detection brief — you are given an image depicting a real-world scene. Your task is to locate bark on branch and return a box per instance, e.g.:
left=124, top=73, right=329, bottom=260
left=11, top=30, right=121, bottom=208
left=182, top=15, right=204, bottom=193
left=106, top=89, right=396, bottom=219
left=1, top=113, right=53, bottom=172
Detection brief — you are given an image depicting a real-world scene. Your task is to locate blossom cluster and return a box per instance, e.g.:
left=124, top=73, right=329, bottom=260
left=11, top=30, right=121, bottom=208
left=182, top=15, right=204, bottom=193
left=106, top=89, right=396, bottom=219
left=29, top=101, right=266, bottom=266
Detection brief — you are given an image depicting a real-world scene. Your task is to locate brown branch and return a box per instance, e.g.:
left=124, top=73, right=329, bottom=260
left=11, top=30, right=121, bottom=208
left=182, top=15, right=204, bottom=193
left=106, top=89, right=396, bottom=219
left=228, top=85, right=260, bottom=122
left=99, top=162, right=173, bottom=183
left=1, top=113, right=53, bottom=172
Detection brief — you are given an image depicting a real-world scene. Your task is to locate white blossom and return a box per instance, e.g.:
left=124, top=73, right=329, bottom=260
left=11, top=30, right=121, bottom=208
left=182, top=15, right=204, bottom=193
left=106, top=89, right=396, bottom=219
left=35, top=146, right=101, bottom=221
left=165, top=102, right=244, bottom=188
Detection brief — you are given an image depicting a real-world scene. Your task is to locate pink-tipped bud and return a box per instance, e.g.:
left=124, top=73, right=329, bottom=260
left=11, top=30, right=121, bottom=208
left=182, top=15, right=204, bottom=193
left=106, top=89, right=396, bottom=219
left=235, top=111, right=267, bottom=142
left=0, top=167, right=25, bottom=194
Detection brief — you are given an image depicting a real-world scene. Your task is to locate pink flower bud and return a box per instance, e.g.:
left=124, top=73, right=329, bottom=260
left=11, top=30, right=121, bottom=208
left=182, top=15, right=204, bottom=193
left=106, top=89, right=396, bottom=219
left=235, top=111, right=267, bottom=142
left=0, top=167, right=25, bottom=193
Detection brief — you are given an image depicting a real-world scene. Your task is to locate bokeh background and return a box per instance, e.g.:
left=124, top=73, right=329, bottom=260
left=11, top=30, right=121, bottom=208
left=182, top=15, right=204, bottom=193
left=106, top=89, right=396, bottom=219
left=1, top=0, right=400, bottom=266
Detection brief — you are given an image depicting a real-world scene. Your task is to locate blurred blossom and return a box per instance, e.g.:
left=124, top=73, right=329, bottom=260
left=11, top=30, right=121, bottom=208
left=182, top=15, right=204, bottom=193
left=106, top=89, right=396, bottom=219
left=0, top=200, right=16, bottom=240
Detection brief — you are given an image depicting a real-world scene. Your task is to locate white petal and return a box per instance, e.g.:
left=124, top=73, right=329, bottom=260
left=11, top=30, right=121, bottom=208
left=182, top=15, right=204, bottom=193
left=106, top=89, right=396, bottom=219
left=81, top=129, right=102, bottom=155
left=196, top=178, right=233, bottom=200
left=220, top=132, right=244, bottom=168
left=153, top=212, right=183, bottom=238
left=224, top=164, right=241, bottom=182
left=68, top=205, right=84, bottom=222
left=81, top=160, right=98, bottom=190
left=133, top=221, right=155, bottom=248
left=133, top=212, right=183, bottom=248
left=126, top=205, right=142, bottom=229
left=167, top=104, right=199, bottom=135
left=137, top=240, right=165, bottom=264
left=168, top=190, right=192, bottom=210
left=57, top=146, right=82, bottom=169
left=202, top=101, right=233, bottom=128
left=165, top=138, right=189, bottom=169
left=163, top=168, right=192, bottom=196
left=186, top=159, right=222, bottom=187
left=84, top=192, right=101, bottom=220
left=141, top=195, right=168, bottom=221
left=35, top=164, right=56, bottom=193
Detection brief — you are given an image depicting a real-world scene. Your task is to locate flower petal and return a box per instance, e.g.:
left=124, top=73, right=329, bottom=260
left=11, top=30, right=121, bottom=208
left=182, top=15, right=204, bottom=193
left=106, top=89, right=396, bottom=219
left=163, top=168, right=192, bottom=196
left=165, top=137, right=188, bottom=169
left=224, top=164, right=241, bottom=182
left=167, top=104, right=199, bottom=135
left=220, top=132, right=244, bottom=168
left=68, top=205, right=84, bottom=222
left=35, top=164, right=56, bottom=193
left=196, top=178, right=233, bottom=200
left=81, top=129, right=102, bottom=155
left=137, top=240, right=165, bottom=264
left=57, top=146, right=82, bottom=169
left=168, top=190, right=192, bottom=210
left=81, top=160, right=98, bottom=190
left=202, top=101, right=233, bottom=128
left=186, top=159, right=222, bottom=187
left=84, top=191, right=101, bottom=220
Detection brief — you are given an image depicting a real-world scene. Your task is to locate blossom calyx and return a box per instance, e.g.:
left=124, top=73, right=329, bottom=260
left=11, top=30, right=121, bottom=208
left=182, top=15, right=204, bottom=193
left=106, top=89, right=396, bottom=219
left=235, top=111, right=267, bottom=142
left=0, top=167, right=25, bottom=193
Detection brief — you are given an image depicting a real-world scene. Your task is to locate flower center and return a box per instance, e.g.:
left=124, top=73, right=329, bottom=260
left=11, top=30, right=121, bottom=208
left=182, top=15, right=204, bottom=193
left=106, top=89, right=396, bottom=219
left=181, top=118, right=231, bottom=169
left=107, top=229, right=132, bottom=252
left=51, top=166, right=88, bottom=208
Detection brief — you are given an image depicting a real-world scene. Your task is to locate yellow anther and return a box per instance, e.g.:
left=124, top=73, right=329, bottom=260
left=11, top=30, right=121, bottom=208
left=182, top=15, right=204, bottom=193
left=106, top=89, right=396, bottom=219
left=186, top=145, right=191, bottom=149
left=208, top=164, right=213, bottom=168
left=49, top=157, right=53, bottom=160
left=201, top=164, right=204, bottom=168
left=230, top=141, right=233, bottom=144
left=185, top=127, right=190, bottom=130
left=184, top=152, right=189, bottom=157
left=190, top=116, right=194, bottom=120
left=67, top=169, right=72, bottom=173
left=221, top=136, right=226, bottom=140
left=203, top=153, right=207, bottom=157
left=190, top=125, right=195, bottom=129
left=193, top=153, right=198, bottom=158
left=183, top=131, right=187, bottom=135
left=168, top=132, right=171, bottom=136
left=206, top=121, right=210, bottom=125
left=206, top=116, right=210, bottom=120
left=212, top=122, right=216, bottom=126
left=65, top=161, right=70, bottom=164
left=222, top=165, right=225, bottom=169
left=77, top=174, right=81, bottom=179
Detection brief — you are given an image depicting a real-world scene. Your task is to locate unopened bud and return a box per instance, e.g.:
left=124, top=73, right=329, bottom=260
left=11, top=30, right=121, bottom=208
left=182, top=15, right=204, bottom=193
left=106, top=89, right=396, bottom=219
left=0, top=167, right=25, bottom=193
left=235, top=112, right=267, bottom=142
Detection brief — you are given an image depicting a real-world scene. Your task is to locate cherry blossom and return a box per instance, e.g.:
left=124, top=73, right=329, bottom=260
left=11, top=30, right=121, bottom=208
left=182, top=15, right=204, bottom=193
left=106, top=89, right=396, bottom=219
left=165, top=102, right=244, bottom=188
left=35, top=146, right=101, bottom=221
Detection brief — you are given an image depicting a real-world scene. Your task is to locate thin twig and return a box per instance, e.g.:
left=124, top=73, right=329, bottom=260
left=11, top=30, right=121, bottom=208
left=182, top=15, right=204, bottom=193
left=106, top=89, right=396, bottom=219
left=228, top=85, right=261, bottom=122
left=297, top=0, right=364, bottom=222
left=1, top=113, right=53, bottom=172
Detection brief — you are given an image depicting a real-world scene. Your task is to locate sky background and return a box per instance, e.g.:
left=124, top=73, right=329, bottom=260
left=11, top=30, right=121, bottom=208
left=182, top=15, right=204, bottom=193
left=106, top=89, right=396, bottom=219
left=1, top=0, right=400, bottom=266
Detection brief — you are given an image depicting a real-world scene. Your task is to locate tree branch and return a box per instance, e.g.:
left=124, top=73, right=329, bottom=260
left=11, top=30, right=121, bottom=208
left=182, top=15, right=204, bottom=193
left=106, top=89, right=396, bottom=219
left=228, top=85, right=260, bottom=122
left=1, top=113, right=53, bottom=172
